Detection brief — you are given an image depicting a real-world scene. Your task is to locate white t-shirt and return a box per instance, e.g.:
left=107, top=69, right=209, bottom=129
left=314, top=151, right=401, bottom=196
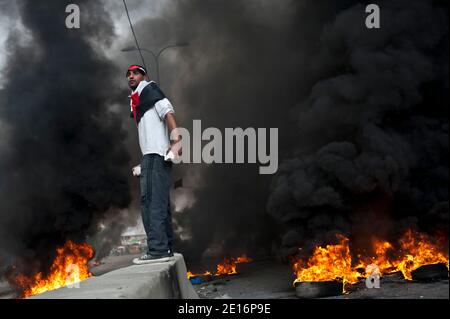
left=131, top=81, right=175, bottom=156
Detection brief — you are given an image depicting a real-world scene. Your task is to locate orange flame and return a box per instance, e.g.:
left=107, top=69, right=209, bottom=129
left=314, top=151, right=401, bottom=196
left=215, top=254, right=253, bottom=276
left=356, top=239, right=397, bottom=275
left=293, top=235, right=361, bottom=288
left=13, top=241, right=94, bottom=297
left=390, top=229, right=448, bottom=280
left=187, top=271, right=212, bottom=279
left=293, top=229, right=449, bottom=289
left=187, top=254, right=253, bottom=279
left=186, top=271, right=194, bottom=279
left=236, top=255, right=253, bottom=264
left=215, top=258, right=238, bottom=276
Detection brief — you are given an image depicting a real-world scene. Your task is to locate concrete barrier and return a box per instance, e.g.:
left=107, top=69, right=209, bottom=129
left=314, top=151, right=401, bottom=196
left=30, top=253, right=199, bottom=299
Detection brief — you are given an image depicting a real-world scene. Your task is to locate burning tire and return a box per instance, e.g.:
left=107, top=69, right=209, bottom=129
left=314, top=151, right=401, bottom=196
left=411, top=263, right=449, bottom=282
left=294, top=281, right=343, bottom=298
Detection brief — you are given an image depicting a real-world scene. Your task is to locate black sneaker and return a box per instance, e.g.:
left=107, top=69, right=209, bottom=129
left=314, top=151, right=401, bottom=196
left=132, top=253, right=173, bottom=265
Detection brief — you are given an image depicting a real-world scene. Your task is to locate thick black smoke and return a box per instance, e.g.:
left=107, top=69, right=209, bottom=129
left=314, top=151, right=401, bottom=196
left=122, top=0, right=448, bottom=265
left=267, top=0, right=449, bottom=258
left=115, top=0, right=366, bottom=267
left=1, top=0, right=446, bottom=282
left=0, top=0, right=132, bottom=280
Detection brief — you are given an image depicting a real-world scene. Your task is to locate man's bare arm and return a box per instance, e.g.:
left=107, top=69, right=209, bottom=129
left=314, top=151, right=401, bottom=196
left=165, top=112, right=182, bottom=155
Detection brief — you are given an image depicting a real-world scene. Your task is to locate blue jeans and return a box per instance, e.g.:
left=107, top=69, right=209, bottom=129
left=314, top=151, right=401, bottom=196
left=140, top=154, right=173, bottom=255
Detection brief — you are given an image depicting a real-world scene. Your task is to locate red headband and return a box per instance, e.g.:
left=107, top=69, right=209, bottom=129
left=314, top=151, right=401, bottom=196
left=126, top=65, right=147, bottom=76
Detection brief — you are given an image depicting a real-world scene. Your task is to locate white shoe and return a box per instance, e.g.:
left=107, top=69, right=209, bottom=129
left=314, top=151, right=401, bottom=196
left=132, top=253, right=173, bottom=264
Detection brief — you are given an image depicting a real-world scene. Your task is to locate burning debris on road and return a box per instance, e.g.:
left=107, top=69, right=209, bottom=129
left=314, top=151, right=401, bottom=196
left=293, top=235, right=360, bottom=292
left=8, top=241, right=94, bottom=298
left=291, top=229, right=449, bottom=298
left=187, top=255, right=253, bottom=284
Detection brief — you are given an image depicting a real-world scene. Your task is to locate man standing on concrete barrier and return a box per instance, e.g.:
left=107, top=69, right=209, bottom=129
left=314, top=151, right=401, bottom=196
left=126, top=64, right=181, bottom=264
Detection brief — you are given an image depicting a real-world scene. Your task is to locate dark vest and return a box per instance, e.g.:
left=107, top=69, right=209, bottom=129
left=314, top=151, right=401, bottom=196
left=130, top=82, right=166, bottom=124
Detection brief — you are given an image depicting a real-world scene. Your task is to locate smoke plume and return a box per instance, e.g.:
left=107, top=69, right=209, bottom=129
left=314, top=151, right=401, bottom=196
left=121, top=0, right=448, bottom=264
left=0, top=0, right=132, bottom=279
left=267, top=0, right=448, bottom=258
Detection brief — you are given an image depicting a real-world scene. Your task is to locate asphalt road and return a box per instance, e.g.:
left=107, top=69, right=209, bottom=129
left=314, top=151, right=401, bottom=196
left=191, top=260, right=449, bottom=299
left=2, top=256, right=448, bottom=299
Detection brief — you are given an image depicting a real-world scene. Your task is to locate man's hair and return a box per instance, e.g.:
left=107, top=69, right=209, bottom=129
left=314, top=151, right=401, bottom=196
left=126, top=64, right=147, bottom=77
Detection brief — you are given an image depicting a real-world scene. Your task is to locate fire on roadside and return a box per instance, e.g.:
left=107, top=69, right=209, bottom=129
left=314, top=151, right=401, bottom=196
left=292, top=229, right=449, bottom=289
left=187, top=254, right=253, bottom=279
left=216, top=254, right=252, bottom=276
left=187, top=271, right=212, bottom=279
left=379, top=229, right=448, bottom=280
left=293, top=235, right=361, bottom=289
left=11, top=240, right=94, bottom=298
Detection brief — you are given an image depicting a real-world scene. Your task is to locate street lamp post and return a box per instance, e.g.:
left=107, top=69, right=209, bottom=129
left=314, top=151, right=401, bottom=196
left=122, top=42, right=189, bottom=86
